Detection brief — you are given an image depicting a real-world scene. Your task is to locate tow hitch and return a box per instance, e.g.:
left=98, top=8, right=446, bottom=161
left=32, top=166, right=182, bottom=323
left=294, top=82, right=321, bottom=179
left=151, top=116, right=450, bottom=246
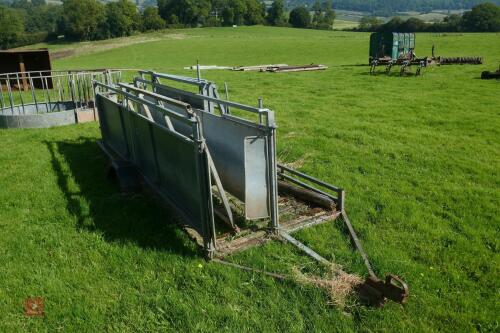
left=341, top=211, right=409, bottom=306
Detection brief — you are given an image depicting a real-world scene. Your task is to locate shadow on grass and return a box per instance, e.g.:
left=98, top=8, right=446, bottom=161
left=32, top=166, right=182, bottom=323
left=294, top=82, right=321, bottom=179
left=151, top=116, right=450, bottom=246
left=45, top=138, right=199, bottom=257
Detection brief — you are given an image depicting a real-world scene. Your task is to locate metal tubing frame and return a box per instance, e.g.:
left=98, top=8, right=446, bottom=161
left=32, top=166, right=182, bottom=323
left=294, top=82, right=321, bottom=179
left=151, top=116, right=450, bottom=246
left=277, top=163, right=344, bottom=211
left=0, top=69, right=121, bottom=116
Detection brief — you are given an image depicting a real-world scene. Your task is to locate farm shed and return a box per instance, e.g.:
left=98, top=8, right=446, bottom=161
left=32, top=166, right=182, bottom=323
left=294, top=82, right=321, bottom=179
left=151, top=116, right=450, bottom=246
left=0, top=49, right=52, bottom=90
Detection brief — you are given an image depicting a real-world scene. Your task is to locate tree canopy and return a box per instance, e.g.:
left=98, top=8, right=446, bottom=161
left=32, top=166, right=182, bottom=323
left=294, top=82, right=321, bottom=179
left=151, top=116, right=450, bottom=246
left=357, top=3, right=500, bottom=32
left=0, top=5, right=24, bottom=49
left=462, top=2, right=500, bottom=31
left=288, top=0, right=500, bottom=16
left=289, top=6, right=311, bottom=28
left=267, top=0, right=286, bottom=26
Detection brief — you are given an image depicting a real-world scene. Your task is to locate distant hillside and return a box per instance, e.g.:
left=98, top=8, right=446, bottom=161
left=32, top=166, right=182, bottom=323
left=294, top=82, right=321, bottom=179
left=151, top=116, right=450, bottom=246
left=287, top=0, right=500, bottom=15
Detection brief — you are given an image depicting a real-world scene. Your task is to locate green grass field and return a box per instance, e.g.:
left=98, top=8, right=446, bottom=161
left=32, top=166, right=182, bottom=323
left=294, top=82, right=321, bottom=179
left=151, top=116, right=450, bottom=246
left=1, top=27, right=499, bottom=332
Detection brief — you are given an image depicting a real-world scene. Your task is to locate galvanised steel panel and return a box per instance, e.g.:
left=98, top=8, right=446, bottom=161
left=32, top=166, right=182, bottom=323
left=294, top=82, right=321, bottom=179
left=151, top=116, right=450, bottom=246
left=129, top=112, right=158, bottom=183
left=96, top=92, right=212, bottom=241
left=198, top=111, right=270, bottom=220
left=97, top=95, right=129, bottom=158
left=244, top=136, right=269, bottom=219
left=151, top=124, right=208, bottom=229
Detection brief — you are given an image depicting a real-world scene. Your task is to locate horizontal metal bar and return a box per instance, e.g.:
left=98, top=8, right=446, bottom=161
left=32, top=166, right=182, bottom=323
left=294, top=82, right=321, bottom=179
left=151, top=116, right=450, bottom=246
left=212, top=259, right=287, bottom=281
left=94, top=82, right=197, bottom=126
left=139, top=70, right=209, bottom=85
left=0, top=69, right=121, bottom=78
left=118, top=82, right=193, bottom=110
left=280, top=232, right=331, bottom=266
left=137, top=77, right=271, bottom=115
left=285, top=212, right=341, bottom=234
left=278, top=164, right=342, bottom=193
left=280, top=173, right=338, bottom=201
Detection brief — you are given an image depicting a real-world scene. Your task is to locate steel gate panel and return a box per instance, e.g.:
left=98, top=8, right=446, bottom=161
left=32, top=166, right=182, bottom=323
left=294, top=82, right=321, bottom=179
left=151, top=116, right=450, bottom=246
left=129, top=112, right=158, bottom=183
left=151, top=125, right=208, bottom=225
left=198, top=111, right=270, bottom=219
left=95, top=91, right=213, bottom=243
left=96, top=94, right=129, bottom=158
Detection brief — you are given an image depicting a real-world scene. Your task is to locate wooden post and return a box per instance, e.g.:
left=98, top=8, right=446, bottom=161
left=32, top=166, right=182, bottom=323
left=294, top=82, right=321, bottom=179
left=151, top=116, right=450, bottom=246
left=18, top=54, right=29, bottom=92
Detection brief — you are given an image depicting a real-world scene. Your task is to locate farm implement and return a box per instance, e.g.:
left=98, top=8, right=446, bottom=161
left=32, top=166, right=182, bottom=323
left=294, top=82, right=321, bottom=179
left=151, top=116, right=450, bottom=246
left=93, top=70, right=409, bottom=306
left=370, top=57, right=428, bottom=76
left=437, top=56, right=483, bottom=65
left=481, top=66, right=500, bottom=79
left=369, top=32, right=428, bottom=76
left=369, top=32, right=483, bottom=76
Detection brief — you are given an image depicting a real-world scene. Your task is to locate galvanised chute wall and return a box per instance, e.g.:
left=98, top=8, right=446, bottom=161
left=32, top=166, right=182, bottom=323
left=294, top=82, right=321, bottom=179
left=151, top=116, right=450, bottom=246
left=95, top=87, right=215, bottom=251
left=129, top=74, right=278, bottom=223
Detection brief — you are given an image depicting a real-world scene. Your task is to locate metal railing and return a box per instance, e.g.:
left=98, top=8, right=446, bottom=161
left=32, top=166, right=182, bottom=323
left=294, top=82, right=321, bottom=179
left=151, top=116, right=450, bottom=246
left=0, top=69, right=122, bottom=115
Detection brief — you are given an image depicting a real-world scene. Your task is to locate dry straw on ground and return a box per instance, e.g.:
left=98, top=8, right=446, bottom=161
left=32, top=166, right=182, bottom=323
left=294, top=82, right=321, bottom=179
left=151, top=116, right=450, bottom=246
left=293, top=265, right=363, bottom=307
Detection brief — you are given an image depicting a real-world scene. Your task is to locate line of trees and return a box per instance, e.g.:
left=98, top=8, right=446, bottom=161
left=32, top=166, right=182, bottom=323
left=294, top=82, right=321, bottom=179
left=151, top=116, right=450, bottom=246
left=0, top=0, right=165, bottom=48
left=357, top=3, right=500, bottom=32
left=288, top=0, right=500, bottom=17
left=0, top=0, right=339, bottom=50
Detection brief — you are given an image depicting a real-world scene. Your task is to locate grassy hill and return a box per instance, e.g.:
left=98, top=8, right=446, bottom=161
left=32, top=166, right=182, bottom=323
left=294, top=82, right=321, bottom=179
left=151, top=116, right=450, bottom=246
left=1, top=26, right=499, bottom=332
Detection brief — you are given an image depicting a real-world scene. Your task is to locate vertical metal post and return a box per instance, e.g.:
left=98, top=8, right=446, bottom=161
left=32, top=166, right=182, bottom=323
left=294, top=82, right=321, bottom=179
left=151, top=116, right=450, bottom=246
left=258, top=98, right=263, bottom=124
left=6, top=77, right=14, bottom=114
left=68, top=74, right=78, bottom=108
left=338, top=190, right=345, bottom=213
left=28, top=74, right=39, bottom=114
left=44, top=76, right=53, bottom=112
left=77, top=74, right=83, bottom=109
left=40, top=72, right=49, bottom=113
left=224, top=82, right=231, bottom=114
left=0, top=79, right=5, bottom=111
left=57, top=76, right=63, bottom=104
left=196, top=60, right=201, bottom=82
left=15, top=73, right=25, bottom=114
left=265, top=111, right=279, bottom=231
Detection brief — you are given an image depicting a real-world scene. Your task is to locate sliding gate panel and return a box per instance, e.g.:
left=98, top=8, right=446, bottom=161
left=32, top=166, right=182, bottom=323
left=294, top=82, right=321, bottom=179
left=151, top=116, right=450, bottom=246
left=198, top=111, right=270, bottom=219
left=129, top=113, right=158, bottom=183
left=97, top=95, right=129, bottom=158
left=95, top=93, right=213, bottom=244
left=151, top=125, right=209, bottom=228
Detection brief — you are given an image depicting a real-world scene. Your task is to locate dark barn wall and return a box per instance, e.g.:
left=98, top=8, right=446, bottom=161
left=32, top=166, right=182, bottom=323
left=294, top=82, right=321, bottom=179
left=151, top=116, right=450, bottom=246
left=0, top=49, right=52, bottom=89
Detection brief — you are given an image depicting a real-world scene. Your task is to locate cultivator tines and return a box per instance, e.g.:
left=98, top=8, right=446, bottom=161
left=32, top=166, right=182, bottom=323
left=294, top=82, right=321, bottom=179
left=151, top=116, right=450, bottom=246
left=370, top=58, right=427, bottom=76
left=94, top=71, right=409, bottom=306
left=438, top=56, right=483, bottom=65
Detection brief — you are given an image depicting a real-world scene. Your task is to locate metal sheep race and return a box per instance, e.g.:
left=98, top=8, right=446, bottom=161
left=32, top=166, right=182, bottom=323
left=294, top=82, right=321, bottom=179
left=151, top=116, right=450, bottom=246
left=93, top=70, right=409, bottom=306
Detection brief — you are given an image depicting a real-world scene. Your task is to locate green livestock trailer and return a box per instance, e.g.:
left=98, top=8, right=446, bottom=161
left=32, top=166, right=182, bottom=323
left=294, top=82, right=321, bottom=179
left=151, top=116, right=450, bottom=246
left=369, top=32, right=416, bottom=64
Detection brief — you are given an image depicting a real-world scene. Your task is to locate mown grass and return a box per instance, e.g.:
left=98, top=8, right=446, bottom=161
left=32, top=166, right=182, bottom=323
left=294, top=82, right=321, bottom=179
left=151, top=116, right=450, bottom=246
left=1, top=26, right=499, bottom=332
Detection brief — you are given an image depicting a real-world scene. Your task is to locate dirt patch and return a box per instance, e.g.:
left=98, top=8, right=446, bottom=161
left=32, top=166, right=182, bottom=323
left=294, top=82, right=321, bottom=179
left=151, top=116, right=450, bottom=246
left=52, top=33, right=191, bottom=59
